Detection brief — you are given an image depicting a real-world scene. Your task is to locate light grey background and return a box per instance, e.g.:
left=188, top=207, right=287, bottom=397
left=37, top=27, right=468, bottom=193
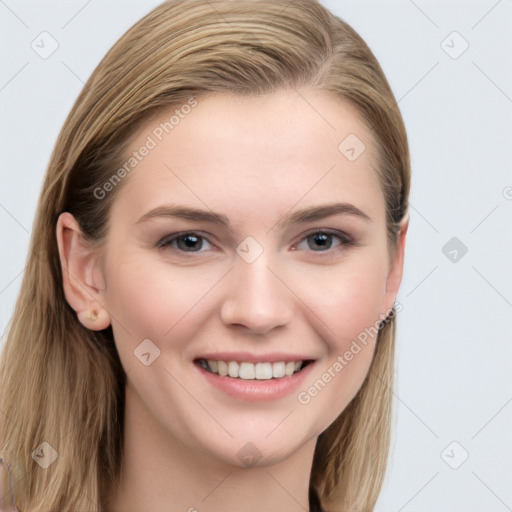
left=1, top=1, right=511, bottom=510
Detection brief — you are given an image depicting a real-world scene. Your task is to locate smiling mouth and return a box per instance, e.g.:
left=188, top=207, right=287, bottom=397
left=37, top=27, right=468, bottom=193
left=194, top=358, right=314, bottom=380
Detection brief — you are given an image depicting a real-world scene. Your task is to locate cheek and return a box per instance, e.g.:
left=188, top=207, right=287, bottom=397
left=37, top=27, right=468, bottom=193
left=103, top=254, right=219, bottom=356
left=293, top=251, right=389, bottom=348
left=290, top=251, right=388, bottom=427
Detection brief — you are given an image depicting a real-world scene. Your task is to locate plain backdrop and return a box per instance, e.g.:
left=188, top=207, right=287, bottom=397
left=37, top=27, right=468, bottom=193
left=1, top=1, right=511, bottom=510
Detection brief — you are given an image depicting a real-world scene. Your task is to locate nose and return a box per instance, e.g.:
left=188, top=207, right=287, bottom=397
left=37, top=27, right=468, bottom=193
left=220, top=253, right=294, bottom=335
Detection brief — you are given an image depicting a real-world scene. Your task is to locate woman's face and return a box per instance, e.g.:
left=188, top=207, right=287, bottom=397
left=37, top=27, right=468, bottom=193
left=96, top=89, right=405, bottom=467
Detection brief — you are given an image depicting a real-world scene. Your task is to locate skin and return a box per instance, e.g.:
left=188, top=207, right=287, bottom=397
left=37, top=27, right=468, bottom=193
left=56, top=88, right=408, bottom=512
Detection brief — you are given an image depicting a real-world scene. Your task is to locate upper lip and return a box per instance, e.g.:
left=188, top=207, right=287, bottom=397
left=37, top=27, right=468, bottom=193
left=194, top=352, right=316, bottom=364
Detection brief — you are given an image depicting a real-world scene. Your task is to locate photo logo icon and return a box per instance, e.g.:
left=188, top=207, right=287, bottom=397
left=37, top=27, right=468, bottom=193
left=442, top=236, right=468, bottom=263
left=134, top=338, right=161, bottom=366
left=338, top=134, right=366, bottom=162
left=236, top=442, right=263, bottom=467
left=441, top=441, right=469, bottom=469
left=236, top=236, right=264, bottom=264
left=32, top=442, right=58, bottom=469
left=31, top=31, right=59, bottom=59
left=441, top=31, right=469, bottom=60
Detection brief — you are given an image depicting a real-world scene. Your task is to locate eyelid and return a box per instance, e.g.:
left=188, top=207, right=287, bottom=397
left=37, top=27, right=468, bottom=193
left=156, top=231, right=216, bottom=251
left=292, top=228, right=354, bottom=246
left=156, top=228, right=355, bottom=254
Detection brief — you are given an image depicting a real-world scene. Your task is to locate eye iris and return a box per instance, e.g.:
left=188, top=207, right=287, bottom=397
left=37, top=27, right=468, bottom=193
left=308, top=232, right=332, bottom=250
left=177, top=234, right=202, bottom=251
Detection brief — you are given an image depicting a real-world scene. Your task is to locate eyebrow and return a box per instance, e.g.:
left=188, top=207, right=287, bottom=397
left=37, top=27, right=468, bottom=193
left=135, top=202, right=371, bottom=230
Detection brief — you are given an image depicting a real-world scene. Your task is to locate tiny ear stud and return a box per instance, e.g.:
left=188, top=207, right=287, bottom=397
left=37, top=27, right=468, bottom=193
left=77, top=309, right=110, bottom=331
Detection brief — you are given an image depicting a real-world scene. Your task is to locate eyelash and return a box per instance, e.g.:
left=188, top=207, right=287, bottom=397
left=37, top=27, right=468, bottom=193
left=156, top=229, right=355, bottom=256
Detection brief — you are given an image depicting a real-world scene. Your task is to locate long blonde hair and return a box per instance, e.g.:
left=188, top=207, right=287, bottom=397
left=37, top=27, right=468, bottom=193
left=0, top=1, right=410, bottom=510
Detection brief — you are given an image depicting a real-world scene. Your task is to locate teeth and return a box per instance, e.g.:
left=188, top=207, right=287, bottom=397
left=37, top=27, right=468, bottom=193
left=255, top=362, right=272, bottom=380
left=239, top=362, right=255, bottom=380
left=217, top=360, right=228, bottom=376
left=285, top=361, right=296, bottom=376
left=272, top=361, right=285, bottom=378
left=198, top=359, right=306, bottom=380
left=228, top=361, right=239, bottom=378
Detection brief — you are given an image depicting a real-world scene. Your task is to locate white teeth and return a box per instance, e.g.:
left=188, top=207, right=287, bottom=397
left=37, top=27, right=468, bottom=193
left=200, top=359, right=307, bottom=380
left=239, top=362, right=255, bottom=380
left=272, top=361, right=285, bottom=378
left=228, top=361, right=239, bottom=378
left=285, top=361, right=296, bottom=376
left=217, top=360, right=228, bottom=376
left=255, top=362, right=273, bottom=380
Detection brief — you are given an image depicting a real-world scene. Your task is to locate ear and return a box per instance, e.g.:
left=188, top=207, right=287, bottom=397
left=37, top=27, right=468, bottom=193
left=383, top=215, right=409, bottom=314
left=56, top=212, right=111, bottom=330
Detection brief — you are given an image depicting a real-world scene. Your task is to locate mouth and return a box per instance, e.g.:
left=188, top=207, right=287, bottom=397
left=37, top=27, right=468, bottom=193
left=194, top=358, right=315, bottom=380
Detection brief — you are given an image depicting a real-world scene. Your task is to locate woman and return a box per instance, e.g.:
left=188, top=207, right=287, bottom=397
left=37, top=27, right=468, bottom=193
left=0, top=0, right=410, bottom=510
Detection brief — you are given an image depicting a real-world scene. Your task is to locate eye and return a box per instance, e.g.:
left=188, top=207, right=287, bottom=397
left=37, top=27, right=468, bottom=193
left=295, top=230, right=353, bottom=252
left=156, top=232, right=213, bottom=253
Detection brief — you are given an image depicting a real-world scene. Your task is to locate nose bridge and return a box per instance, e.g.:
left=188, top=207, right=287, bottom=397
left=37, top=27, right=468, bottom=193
left=220, top=249, right=293, bottom=333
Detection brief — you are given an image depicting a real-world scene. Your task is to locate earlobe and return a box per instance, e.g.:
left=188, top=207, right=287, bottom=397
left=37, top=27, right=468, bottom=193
left=56, top=212, right=111, bottom=331
left=383, top=215, right=409, bottom=312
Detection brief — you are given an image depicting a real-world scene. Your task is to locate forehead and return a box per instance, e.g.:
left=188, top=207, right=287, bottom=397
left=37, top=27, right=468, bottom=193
left=110, top=89, right=384, bottom=226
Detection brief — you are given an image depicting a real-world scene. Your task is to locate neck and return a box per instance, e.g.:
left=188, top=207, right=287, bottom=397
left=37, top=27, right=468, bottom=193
left=106, top=382, right=318, bottom=512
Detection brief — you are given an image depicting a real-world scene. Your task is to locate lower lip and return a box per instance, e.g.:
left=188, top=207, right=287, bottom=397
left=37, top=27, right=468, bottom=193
left=195, top=361, right=315, bottom=402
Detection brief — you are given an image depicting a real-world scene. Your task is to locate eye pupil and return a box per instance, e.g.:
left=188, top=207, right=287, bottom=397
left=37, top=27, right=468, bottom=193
left=308, top=233, right=332, bottom=250
left=178, top=234, right=202, bottom=251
